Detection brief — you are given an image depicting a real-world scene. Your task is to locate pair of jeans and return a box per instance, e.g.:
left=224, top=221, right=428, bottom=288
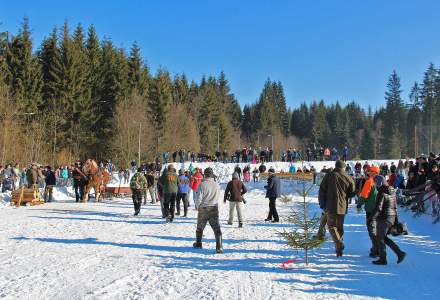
left=176, top=193, right=189, bottom=215
left=73, top=181, right=84, bottom=202
left=366, top=212, right=378, bottom=254
left=316, top=212, right=328, bottom=238
left=132, top=189, right=143, bottom=214
left=376, top=216, right=403, bottom=259
left=267, top=197, right=279, bottom=221
left=327, top=213, right=345, bottom=250
left=163, top=193, right=177, bottom=220
left=44, top=185, right=54, bottom=202
left=196, top=206, right=222, bottom=236
left=228, top=201, right=244, bottom=223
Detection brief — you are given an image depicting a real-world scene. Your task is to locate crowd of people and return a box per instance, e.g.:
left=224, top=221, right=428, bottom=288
left=316, top=153, right=440, bottom=265
left=2, top=149, right=439, bottom=258
left=160, top=145, right=349, bottom=165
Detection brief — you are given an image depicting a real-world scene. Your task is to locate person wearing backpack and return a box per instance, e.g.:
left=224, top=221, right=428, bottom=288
left=130, top=168, right=147, bottom=216
left=371, top=175, right=406, bottom=265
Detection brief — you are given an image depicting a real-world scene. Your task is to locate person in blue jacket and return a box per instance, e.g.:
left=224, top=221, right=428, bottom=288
left=289, top=164, right=296, bottom=174
left=176, top=169, right=190, bottom=217
left=264, top=168, right=281, bottom=222
left=342, top=146, right=349, bottom=162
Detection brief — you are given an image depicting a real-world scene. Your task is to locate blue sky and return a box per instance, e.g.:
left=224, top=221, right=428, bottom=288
left=2, top=0, right=440, bottom=110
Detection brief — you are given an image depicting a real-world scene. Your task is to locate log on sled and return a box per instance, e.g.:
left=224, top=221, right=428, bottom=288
left=105, top=186, right=132, bottom=197
left=260, top=172, right=315, bottom=182
left=11, top=186, right=44, bottom=207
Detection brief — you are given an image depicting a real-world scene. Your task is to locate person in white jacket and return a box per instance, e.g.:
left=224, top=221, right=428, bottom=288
left=193, top=167, right=223, bottom=253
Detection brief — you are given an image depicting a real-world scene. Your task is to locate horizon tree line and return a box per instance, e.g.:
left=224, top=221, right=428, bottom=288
left=0, top=18, right=439, bottom=166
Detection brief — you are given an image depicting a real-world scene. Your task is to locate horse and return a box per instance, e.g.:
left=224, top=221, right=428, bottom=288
left=82, top=159, right=111, bottom=202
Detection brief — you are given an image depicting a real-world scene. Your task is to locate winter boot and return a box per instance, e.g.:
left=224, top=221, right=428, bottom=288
left=215, top=233, right=224, bottom=254
left=227, top=221, right=233, bottom=225
left=373, top=257, right=387, bottom=265
left=369, top=251, right=379, bottom=258
left=336, top=242, right=344, bottom=257
left=313, top=234, right=325, bottom=241
left=238, top=222, right=243, bottom=228
left=193, top=230, right=203, bottom=249
left=397, top=251, right=407, bottom=264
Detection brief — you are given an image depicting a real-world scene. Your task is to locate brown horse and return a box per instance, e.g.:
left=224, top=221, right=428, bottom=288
left=82, top=159, right=111, bottom=202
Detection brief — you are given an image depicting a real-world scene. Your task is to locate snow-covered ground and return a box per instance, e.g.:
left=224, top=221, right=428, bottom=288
left=1, top=164, right=439, bottom=299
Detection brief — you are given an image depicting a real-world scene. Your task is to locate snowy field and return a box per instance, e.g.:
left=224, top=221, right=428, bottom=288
left=1, top=161, right=440, bottom=299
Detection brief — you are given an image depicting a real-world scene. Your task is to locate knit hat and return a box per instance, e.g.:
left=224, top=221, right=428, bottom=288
left=335, top=160, right=346, bottom=170
left=374, top=175, right=387, bottom=187
left=369, top=165, right=380, bottom=175
left=232, top=172, right=239, bottom=179
left=268, top=167, right=275, bottom=174
left=167, top=164, right=175, bottom=171
left=204, top=167, right=214, bottom=178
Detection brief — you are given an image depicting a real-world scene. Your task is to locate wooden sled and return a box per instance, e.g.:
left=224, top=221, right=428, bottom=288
left=260, top=172, right=315, bottom=182
left=11, top=186, right=44, bottom=207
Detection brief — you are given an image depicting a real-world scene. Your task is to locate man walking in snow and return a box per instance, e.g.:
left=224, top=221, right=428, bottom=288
left=193, top=167, right=223, bottom=254
left=319, top=160, right=356, bottom=257
left=224, top=172, right=247, bottom=227
left=158, top=164, right=179, bottom=222
left=130, top=168, right=147, bottom=216
left=264, top=168, right=281, bottom=223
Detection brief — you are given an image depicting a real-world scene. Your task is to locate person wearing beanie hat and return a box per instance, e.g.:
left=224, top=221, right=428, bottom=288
left=319, top=160, right=356, bottom=257
left=371, top=175, right=406, bottom=265
left=264, top=168, right=281, bottom=222
left=357, top=165, right=381, bottom=257
left=130, top=168, right=147, bottom=216
left=224, top=172, right=247, bottom=228
left=193, top=167, right=223, bottom=253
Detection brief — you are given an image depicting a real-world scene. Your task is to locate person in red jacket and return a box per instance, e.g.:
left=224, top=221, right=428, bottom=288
left=191, top=169, right=203, bottom=208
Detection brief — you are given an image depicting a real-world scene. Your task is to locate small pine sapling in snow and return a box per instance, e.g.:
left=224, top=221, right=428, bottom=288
left=279, top=180, right=325, bottom=265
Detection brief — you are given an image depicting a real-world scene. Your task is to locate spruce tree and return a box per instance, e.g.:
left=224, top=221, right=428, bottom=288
left=360, top=125, right=375, bottom=159
left=420, top=63, right=438, bottom=154
left=383, top=71, right=404, bottom=158
left=128, top=41, right=149, bottom=95
left=148, top=69, right=173, bottom=153
left=5, top=17, right=43, bottom=113
left=280, top=180, right=325, bottom=265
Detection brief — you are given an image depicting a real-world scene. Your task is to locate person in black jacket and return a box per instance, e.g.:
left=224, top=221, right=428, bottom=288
left=372, top=175, right=406, bottom=265
left=72, top=162, right=85, bottom=202
left=44, top=166, right=56, bottom=202
left=264, top=168, right=281, bottom=222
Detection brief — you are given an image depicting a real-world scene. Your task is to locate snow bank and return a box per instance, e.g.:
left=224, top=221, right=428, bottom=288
left=0, top=191, right=11, bottom=208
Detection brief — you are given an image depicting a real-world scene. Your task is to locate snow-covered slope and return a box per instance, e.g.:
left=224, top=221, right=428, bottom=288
left=0, top=178, right=439, bottom=299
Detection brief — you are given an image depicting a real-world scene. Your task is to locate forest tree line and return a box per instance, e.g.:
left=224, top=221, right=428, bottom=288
left=0, top=19, right=439, bottom=166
